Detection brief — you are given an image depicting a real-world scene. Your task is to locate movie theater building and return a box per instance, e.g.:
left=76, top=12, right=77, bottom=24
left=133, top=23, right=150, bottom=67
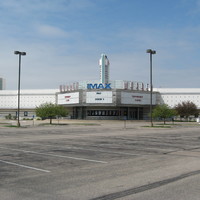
left=0, top=83, right=156, bottom=120
left=57, top=80, right=157, bottom=120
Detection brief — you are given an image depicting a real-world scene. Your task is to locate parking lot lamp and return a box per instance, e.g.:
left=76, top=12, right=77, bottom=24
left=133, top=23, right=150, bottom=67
left=14, top=51, right=26, bottom=127
left=146, top=49, right=156, bottom=127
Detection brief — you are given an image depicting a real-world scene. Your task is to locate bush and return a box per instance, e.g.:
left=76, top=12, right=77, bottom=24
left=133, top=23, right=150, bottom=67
left=175, top=101, right=199, bottom=120
left=5, top=114, right=12, bottom=120
left=36, top=103, right=68, bottom=124
left=152, top=104, right=177, bottom=124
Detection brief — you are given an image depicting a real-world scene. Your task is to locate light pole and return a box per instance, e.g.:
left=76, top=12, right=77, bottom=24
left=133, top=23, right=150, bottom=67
left=146, top=49, right=156, bottom=127
left=14, top=51, right=26, bottom=127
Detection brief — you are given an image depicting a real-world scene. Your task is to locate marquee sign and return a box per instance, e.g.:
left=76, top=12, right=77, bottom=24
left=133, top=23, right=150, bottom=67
left=121, top=92, right=156, bottom=105
left=87, top=83, right=111, bottom=89
left=86, top=91, right=113, bottom=103
left=57, top=92, right=79, bottom=105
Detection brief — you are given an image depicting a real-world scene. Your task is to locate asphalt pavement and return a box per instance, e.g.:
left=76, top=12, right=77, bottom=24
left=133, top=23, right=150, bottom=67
left=0, top=120, right=200, bottom=200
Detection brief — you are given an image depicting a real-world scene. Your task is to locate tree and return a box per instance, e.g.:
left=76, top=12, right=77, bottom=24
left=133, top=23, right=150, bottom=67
left=175, top=101, right=199, bottom=120
left=36, top=103, right=68, bottom=124
left=152, top=104, right=177, bottom=124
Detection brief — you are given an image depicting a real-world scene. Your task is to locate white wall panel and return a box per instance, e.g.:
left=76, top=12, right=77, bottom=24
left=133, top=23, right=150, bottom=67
left=159, top=94, right=200, bottom=108
left=0, top=94, right=56, bottom=109
left=121, top=92, right=156, bottom=105
left=86, top=91, right=112, bottom=103
left=0, top=89, right=58, bottom=109
left=58, top=92, right=79, bottom=104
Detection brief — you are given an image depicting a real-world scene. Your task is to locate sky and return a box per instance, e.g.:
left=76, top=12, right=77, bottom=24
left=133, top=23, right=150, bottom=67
left=1, top=0, right=200, bottom=90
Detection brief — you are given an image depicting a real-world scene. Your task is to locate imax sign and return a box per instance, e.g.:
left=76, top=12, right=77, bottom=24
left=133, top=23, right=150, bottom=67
left=87, top=83, right=111, bottom=89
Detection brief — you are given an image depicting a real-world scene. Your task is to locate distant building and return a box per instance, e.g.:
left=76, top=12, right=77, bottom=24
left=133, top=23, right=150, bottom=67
left=0, top=78, right=6, bottom=90
left=99, top=54, right=110, bottom=84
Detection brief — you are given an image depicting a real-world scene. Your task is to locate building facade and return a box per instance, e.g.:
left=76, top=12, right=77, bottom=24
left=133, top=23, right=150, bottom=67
left=155, top=88, right=200, bottom=109
left=0, top=87, right=200, bottom=120
left=0, top=89, right=58, bottom=119
left=57, top=88, right=157, bottom=120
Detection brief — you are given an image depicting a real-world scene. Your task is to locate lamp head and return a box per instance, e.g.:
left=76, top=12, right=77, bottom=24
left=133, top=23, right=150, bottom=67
left=14, top=51, right=20, bottom=55
left=146, top=49, right=152, bottom=53
left=146, top=49, right=156, bottom=54
left=14, top=51, right=26, bottom=56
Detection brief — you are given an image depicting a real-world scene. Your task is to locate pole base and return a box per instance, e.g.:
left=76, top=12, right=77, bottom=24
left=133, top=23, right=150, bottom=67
left=17, top=122, right=20, bottom=127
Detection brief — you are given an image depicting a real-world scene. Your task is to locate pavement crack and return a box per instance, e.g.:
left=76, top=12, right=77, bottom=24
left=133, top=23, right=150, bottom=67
left=90, top=170, right=200, bottom=200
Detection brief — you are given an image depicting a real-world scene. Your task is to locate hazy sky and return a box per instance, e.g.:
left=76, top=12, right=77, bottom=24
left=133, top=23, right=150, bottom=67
left=1, top=0, right=200, bottom=89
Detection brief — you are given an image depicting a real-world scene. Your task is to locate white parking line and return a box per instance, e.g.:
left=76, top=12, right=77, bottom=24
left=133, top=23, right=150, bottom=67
left=0, top=146, right=107, bottom=164
left=24, top=142, right=140, bottom=156
left=0, top=159, right=50, bottom=173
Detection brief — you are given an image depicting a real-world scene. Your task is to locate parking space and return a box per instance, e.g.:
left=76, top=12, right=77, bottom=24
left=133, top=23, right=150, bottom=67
left=1, top=122, right=200, bottom=199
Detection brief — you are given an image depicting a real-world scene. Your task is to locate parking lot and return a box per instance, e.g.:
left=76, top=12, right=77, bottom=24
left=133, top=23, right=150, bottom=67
left=1, top=120, right=200, bottom=200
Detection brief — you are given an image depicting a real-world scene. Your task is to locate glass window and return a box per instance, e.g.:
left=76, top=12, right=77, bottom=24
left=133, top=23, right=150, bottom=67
left=24, top=111, right=28, bottom=117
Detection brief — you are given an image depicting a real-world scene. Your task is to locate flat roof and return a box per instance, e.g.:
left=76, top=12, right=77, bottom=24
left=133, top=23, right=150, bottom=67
left=0, top=89, right=59, bottom=95
left=154, top=88, right=200, bottom=93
